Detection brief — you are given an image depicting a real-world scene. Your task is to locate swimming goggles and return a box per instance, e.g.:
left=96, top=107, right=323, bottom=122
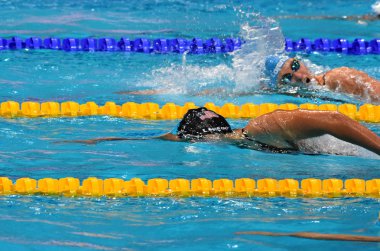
left=280, top=58, right=300, bottom=84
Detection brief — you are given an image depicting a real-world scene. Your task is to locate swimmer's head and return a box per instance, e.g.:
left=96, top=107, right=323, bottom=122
left=265, top=55, right=288, bottom=88
left=276, top=57, right=313, bottom=86
left=177, top=107, right=232, bottom=139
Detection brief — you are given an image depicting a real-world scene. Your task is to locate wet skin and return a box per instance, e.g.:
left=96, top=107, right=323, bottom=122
left=239, top=109, right=380, bottom=155
left=277, top=58, right=380, bottom=103
left=236, top=231, right=380, bottom=242
left=179, top=109, right=380, bottom=155
left=69, top=109, right=380, bottom=156
left=119, top=58, right=380, bottom=103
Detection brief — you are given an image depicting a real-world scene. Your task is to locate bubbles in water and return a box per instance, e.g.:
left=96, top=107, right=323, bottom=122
left=138, top=7, right=287, bottom=95
left=296, top=134, right=379, bottom=158
left=138, top=63, right=235, bottom=95
left=372, top=1, right=380, bottom=14
left=231, top=11, right=285, bottom=92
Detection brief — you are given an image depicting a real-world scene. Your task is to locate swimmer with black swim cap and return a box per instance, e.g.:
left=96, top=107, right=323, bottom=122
left=176, top=107, right=232, bottom=140
left=71, top=107, right=380, bottom=156
left=162, top=107, right=380, bottom=155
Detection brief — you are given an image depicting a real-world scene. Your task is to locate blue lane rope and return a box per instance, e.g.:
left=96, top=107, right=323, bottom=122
left=0, top=37, right=242, bottom=54
left=286, top=38, right=380, bottom=54
left=0, top=36, right=379, bottom=54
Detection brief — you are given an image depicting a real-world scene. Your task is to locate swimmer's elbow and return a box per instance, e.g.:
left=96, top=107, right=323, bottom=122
left=158, top=133, right=182, bottom=141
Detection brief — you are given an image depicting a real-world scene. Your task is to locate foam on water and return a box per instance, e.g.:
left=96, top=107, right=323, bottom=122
left=138, top=63, right=235, bottom=95
left=136, top=9, right=346, bottom=99
left=137, top=9, right=287, bottom=95
left=372, top=1, right=380, bottom=14
left=134, top=4, right=380, bottom=103
left=296, top=134, right=380, bottom=158
left=231, top=14, right=285, bottom=92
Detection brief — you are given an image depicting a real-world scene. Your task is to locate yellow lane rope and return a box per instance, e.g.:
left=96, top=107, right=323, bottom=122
left=1, top=101, right=379, bottom=122
left=1, top=177, right=379, bottom=198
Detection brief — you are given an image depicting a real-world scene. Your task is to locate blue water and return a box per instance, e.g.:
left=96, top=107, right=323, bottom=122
left=0, top=0, right=380, bottom=250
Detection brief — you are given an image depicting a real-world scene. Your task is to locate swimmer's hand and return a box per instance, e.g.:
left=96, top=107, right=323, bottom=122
left=236, top=231, right=380, bottom=242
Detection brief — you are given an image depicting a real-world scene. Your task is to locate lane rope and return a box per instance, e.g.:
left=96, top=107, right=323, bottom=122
left=1, top=101, right=380, bottom=122
left=0, top=36, right=379, bottom=54
left=285, top=38, right=380, bottom=54
left=0, top=37, right=242, bottom=53
left=0, top=177, right=379, bottom=198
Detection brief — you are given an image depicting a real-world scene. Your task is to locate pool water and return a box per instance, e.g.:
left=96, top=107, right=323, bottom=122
left=0, top=0, right=380, bottom=250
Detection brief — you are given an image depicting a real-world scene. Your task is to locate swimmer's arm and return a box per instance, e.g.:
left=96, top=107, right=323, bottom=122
left=115, top=89, right=167, bottom=95
left=57, top=133, right=183, bottom=144
left=55, top=137, right=147, bottom=144
left=115, top=88, right=225, bottom=96
left=236, top=231, right=380, bottom=242
left=157, top=133, right=184, bottom=141
left=288, top=110, right=380, bottom=155
left=315, top=68, right=380, bottom=103
left=244, top=110, right=380, bottom=155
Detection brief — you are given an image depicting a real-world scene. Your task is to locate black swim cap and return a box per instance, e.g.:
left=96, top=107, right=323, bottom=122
left=177, top=107, right=233, bottom=139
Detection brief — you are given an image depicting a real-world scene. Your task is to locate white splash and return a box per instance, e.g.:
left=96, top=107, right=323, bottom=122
left=231, top=17, right=285, bottom=92
left=372, top=1, right=380, bottom=14
left=296, top=134, right=379, bottom=158
left=138, top=9, right=286, bottom=95
left=138, top=63, right=235, bottom=95
left=185, top=145, right=205, bottom=153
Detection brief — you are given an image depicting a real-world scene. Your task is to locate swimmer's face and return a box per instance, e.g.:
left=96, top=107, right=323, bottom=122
left=277, top=58, right=313, bottom=86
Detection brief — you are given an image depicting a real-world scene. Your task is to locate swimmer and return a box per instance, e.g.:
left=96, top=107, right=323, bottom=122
left=117, top=56, right=380, bottom=104
left=67, top=107, right=380, bottom=156
left=236, top=231, right=380, bottom=242
left=266, top=56, right=380, bottom=104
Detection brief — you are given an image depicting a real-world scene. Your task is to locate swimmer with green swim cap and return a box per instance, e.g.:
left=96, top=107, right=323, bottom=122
left=68, top=107, right=380, bottom=156
left=265, top=55, right=380, bottom=104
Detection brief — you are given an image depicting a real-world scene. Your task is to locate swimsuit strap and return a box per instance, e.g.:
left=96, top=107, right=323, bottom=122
left=322, top=73, right=327, bottom=86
